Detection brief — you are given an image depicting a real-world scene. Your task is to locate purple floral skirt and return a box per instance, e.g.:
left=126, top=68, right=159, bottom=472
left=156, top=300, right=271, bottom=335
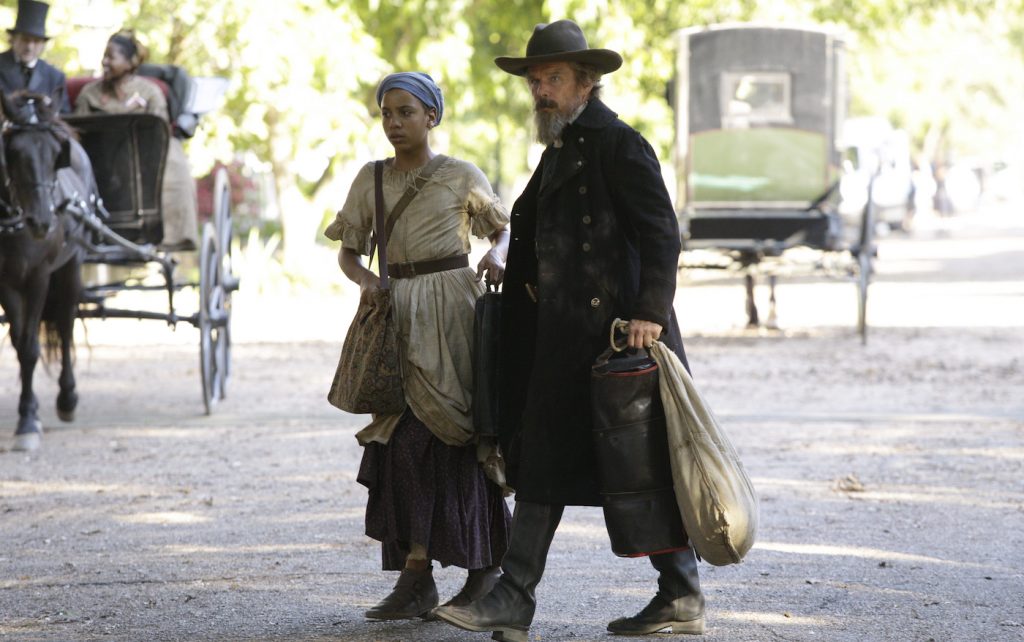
left=357, top=408, right=510, bottom=571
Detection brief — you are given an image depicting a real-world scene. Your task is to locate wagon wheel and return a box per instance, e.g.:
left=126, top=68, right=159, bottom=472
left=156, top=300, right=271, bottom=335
left=856, top=178, right=877, bottom=345
left=211, top=167, right=237, bottom=391
left=199, top=223, right=229, bottom=414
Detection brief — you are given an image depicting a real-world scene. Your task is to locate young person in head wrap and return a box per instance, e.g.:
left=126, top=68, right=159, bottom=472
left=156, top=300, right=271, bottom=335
left=324, top=71, right=512, bottom=621
left=75, top=30, right=199, bottom=251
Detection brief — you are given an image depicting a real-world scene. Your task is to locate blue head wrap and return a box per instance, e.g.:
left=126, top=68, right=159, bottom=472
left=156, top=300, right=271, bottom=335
left=375, top=72, right=445, bottom=126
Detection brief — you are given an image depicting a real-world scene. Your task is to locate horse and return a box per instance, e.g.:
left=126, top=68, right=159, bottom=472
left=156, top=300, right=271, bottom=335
left=0, top=90, right=97, bottom=451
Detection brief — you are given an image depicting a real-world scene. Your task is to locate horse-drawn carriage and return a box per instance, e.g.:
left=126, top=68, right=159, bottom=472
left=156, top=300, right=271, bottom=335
left=671, top=24, right=875, bottom=340
left=0, top=69, right=236, bottom=451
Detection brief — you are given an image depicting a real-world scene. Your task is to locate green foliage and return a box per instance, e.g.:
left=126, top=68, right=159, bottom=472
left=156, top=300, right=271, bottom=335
left=4, top=0, right=1021, bottom=261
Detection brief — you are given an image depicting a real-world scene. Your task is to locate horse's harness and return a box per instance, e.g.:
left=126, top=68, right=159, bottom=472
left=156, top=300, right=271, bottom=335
left=0, top=100, right=64, bottom=235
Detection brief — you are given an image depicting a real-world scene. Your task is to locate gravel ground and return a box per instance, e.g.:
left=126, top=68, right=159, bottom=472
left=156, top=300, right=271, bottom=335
left=1, top=205, right=1022, bottom=641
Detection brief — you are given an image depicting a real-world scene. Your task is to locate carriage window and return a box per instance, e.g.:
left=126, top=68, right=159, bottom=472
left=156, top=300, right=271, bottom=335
left=720, top=72, right=792, bottom=127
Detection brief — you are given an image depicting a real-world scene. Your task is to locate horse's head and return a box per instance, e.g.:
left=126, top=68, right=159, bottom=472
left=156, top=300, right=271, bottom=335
left=0, top=91, right=72, bottom=238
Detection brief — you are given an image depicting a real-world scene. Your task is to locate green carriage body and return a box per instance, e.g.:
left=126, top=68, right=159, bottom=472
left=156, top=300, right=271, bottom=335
left=673, top=24, right=848, bottom=250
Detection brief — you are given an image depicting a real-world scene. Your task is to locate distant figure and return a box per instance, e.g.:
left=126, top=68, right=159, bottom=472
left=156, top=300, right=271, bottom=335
left=0, top=0, right=69, bottom=113
left=75, top=31, right=199, bottom=251
left=933, top=162, right=954, bottom=217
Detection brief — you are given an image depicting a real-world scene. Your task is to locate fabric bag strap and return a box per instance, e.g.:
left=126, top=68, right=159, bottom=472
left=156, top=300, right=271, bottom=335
left=370, top=161, right=390, bottom=289
left=368, top=154, right=448, bottom=289
left=384, top=153, right=447, bottom=240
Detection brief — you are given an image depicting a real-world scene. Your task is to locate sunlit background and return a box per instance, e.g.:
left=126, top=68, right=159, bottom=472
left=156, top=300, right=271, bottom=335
left=2, top=5, right=1022, bottom=638
left=3, top=0, right=1022, bottom=342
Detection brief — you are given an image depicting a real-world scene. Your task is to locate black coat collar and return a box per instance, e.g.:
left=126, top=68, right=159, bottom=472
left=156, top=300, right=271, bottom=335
left=536, top=99, right=618, bottom=198
left=570, top=98, right=618, bottom=131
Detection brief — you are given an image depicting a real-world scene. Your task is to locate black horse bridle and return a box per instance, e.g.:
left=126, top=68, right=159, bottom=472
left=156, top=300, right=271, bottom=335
left=0, top=118, right=63, bottom=235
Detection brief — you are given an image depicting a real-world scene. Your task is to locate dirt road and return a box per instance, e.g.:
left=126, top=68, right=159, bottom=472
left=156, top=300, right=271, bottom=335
left=2, top=205, right=1022, bottom=641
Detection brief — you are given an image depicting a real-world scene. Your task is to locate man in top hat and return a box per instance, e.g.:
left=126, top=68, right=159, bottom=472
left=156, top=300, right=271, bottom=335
left=434, top=19, right=705, bottom=641
left=0, top=0, right=70, bottom=113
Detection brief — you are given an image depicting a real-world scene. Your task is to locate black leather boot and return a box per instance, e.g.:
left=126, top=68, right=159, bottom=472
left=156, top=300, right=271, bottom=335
left=364, top=565, right=439, bottom=620
left=434, top=502, right=563, bottom=642
left=607, top=548, right=705, bottom=635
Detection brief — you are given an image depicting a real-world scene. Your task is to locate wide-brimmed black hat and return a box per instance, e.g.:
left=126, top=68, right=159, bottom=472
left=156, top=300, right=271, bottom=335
left=495, top=19, right=622, bottom=76
left=8, top=0, right=51, bottom=40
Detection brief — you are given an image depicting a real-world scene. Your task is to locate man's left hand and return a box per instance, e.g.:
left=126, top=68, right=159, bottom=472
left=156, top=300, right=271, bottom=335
left=628, top=319, right=663, bottom=349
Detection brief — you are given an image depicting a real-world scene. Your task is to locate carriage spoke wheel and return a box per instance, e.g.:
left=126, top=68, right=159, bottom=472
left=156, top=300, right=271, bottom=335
left=856, top=195, right=876, bottom=345
left=211, top=167, right=236, bottom=391
left=199, top=223, right=229, bottom=414
left=856, top=245, right=871, bottom=343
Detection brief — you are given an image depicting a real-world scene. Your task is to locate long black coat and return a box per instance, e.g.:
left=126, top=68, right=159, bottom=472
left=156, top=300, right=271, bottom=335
left=498, top=98, right=688, bottom=506
left=0, top=50, right=70, bottom=113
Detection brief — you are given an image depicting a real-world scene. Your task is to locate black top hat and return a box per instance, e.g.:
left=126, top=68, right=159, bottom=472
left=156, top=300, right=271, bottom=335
left=495, top=19, right=622, bottom=76
left=8, top=0, right=51, bottom=40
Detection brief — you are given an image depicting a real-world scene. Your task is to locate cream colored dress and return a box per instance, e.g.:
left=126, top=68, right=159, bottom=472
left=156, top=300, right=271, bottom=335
left=75, top=75, right=199, bottom=247
left=325, top=157, right=509, bottom=447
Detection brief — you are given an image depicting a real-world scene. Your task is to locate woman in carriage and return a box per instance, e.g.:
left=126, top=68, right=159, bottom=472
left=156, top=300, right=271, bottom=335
left=74, top=30, right=198, bottom=251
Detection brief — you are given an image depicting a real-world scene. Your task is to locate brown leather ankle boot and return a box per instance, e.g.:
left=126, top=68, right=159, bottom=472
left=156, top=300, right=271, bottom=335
left=364, top=566, right=439, bottom=620
left=442, top=565, right=502, bottom=607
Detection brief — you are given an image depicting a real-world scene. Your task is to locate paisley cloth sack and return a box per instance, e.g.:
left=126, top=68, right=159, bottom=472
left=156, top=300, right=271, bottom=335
left=649, top=341, right=759, bottom=566
left=329, top=285, right=404, bottom=415
left=327, top=156, right=446, bottom=415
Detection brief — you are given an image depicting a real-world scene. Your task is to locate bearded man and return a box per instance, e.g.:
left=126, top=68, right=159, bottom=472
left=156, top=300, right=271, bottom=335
left=434, top=19, right=705, bottom=641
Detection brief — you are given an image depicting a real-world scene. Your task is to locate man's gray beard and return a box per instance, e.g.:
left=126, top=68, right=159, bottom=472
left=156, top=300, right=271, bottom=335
left=534, top=108, right=574, bottom=146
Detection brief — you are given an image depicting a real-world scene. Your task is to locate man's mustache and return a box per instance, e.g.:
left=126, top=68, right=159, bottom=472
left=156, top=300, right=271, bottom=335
left=534, top=98, right=558, bottom=111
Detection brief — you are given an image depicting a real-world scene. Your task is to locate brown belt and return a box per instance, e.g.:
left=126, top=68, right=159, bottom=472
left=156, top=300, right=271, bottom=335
left=388, top=254, right=470, bottom=279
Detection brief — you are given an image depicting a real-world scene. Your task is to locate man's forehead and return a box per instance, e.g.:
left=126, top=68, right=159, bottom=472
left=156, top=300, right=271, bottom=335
left=13, top=34, right=46, bottom=44
left=526, top=62, right=574, bottom=79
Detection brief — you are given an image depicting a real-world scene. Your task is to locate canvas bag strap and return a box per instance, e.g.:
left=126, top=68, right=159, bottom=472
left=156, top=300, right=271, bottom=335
left=368, top=161, right=390, bottom=289
left=369, top=154, right=448, bottom=289
left=383, top=153, right=447, bottom=240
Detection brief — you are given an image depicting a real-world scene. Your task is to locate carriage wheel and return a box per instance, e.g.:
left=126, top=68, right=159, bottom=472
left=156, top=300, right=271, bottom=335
left=856, top=242, right=871, bottom=343
left=199, top=223, right=229, bottom=414
left=856, top=190, right=876, bottom=345
left=211, top=167, right=236, bottom=394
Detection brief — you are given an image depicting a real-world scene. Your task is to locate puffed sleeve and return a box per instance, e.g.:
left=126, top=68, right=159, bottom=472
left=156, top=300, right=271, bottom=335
left=142, top=80, right=170, bottom=121
left=73, top=81, right=99, bottom=114
left=324, top=162, right=375, bottom=255
left=461, top=161, right=510, bottom=238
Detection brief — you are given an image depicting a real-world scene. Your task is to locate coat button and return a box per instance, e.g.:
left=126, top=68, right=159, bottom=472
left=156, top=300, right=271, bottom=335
left=576, top=160, right=584, bottom=167
left=579, top=186, right=587, bottom=195
left=582, top=215, right=592, bottom=224
left=590, top=297, right=601, bottom=308
left=578, top=137, right=585, bottom=143
left=582, top=242, right=591, bottom=252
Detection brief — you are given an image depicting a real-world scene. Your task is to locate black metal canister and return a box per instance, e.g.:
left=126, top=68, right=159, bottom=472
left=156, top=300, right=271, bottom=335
left=591, top=347, right=688, bottom=557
